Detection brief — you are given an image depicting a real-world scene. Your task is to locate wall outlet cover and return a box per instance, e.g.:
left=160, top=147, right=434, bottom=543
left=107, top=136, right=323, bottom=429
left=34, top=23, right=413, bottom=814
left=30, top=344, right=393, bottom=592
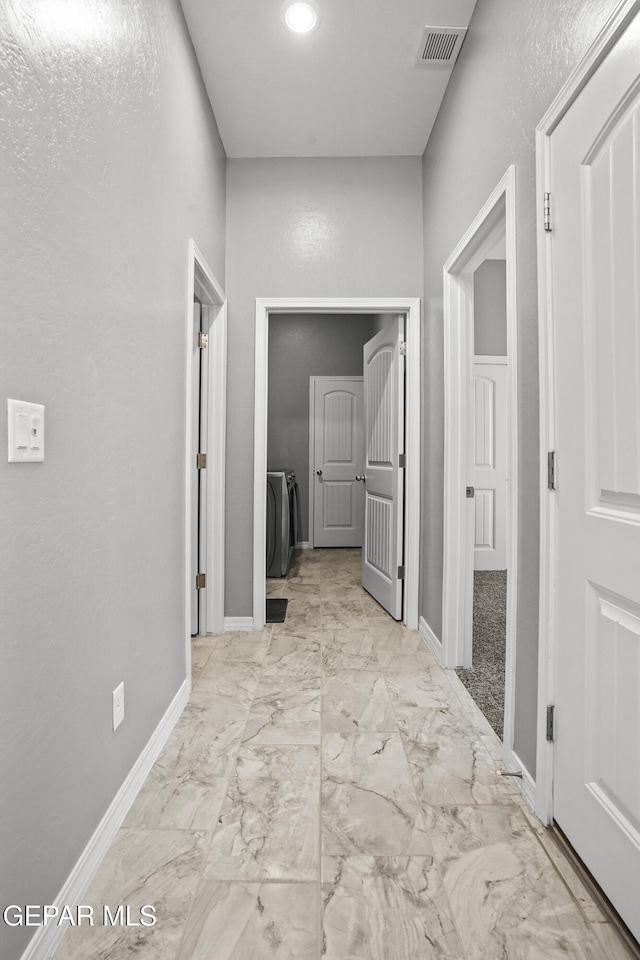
left=7, top=398, right=45, bottom=462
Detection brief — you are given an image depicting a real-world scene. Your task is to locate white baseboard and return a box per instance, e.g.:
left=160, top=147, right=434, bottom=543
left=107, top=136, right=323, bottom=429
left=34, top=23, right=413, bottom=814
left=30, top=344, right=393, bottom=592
left=295, top=541, right=311, bottom=549
left=20, top=678, right=190, bottom=960
left=223, top=616, right=255, bottom=632
left=419, top=616, right=443, bottom=664
left=507, top=749, right=537, bottom=813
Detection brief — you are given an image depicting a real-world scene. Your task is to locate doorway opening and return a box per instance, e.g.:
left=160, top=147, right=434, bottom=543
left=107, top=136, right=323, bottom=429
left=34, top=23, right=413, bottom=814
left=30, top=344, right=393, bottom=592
left=456, top=256, right=509, bottom=739
left=185, top=241, right=227, bottom=676
left=440, top=168, right=519, bottom=768
left=253, top=298, right=420, bottom=632
left=268, top=313, right=383, bottom=553
left=266, top=312, right=404, bottom=624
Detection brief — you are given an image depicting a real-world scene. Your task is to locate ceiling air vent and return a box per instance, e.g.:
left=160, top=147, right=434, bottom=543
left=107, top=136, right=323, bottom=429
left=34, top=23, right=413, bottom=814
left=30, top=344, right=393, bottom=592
left=416, top=26, right=467, bottom=65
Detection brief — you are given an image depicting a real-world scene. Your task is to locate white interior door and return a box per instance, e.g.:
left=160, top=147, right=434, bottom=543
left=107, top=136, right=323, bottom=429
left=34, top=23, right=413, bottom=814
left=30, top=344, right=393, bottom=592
left=473, top=358, right=507, bottom=570
left=549, top=9, right=640, bottom=939
left=361, top=317, right=405, bottom=619
left=312, top=377, right=364, bottom=547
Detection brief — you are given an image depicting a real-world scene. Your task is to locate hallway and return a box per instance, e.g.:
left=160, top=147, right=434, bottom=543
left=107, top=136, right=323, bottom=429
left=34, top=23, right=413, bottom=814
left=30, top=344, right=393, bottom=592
left=53, top=550, right=629, bottom=959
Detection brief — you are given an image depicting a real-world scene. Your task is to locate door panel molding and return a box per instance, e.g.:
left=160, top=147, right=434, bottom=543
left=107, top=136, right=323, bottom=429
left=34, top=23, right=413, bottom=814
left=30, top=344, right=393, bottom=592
left=535, top=0, right=640, bottom=830
left=473, top=361, right=508, bottom=569
left=253, top=298, right=421, bottom=631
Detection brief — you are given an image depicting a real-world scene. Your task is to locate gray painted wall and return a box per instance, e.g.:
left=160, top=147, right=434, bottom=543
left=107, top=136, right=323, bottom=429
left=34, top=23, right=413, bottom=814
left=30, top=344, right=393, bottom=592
left=225, top=157, right=424, bottom=615
left=0, top=2, right=226, bottom=956
left=420, top=0, right=620, bottom=775
left=268, top=313, right=380, bottom=542
left=474, top=260, right=507, bottom=357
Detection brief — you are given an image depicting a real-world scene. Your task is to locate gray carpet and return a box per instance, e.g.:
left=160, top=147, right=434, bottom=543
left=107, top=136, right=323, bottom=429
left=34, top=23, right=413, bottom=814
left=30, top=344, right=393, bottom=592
left=456, top=570, right=507, bottom=739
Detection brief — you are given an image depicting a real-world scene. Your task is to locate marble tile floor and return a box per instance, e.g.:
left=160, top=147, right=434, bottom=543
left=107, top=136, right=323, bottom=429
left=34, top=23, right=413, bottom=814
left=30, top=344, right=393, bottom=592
left=53, top=549, right=633, bottom=960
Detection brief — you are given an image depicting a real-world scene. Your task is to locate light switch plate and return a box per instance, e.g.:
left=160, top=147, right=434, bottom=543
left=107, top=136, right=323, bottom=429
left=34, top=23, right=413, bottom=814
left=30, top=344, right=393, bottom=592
left=7, top=398, right=45, bottom=462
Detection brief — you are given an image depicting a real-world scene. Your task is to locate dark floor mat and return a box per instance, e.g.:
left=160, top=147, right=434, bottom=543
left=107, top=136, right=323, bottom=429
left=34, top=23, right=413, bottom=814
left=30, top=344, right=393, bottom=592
left=456, top=570, right=507, bottom=739
left=266, top=598, right=289, bottom=623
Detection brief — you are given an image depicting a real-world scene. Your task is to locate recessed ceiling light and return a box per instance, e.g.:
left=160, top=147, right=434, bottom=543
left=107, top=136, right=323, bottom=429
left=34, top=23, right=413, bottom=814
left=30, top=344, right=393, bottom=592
left=285, top=2, right=317, bottom=33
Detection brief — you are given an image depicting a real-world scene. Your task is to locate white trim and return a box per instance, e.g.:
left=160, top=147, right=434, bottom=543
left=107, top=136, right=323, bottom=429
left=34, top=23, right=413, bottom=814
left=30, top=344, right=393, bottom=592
left=295, top=541, right=311, bottom=550
left=308, top=375, right=364, bottom=548
left=224, top=616, right=256, bottom=632
left=534, top=0, right=640, bottom=827
left=507, top=750, right=537, bottom=813
left=20, top=679, right=190, bottom=960
left=204, top=300, right=227, bottom=637
left=474, top=354, right=508, bottom=365
left=253, top=298, right=421, bottom=632
left=419, top=615, right=443, bottom=663
left=441, top=167, right=519, bottom=772
left=309, top=377, right=314, bottom=546
left=186, top=240, right=227, bottom=655
left=253, top=300, right=270, bottom=630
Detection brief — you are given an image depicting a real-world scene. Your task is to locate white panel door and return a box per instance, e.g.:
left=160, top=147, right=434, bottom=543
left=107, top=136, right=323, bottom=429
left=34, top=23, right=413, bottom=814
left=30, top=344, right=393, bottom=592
left=473, top=359, right=507, bottom=570
left=312, top=378, right=364, bottom=547
left=549, top=9, right=640, bottom=939
left=362, top=317, right=405, bottom=619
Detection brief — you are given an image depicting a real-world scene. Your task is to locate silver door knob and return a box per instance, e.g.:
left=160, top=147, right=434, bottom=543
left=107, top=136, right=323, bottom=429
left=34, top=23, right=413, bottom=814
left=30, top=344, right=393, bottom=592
left=316, top=469, right=323, bottom=476
left=355, top=475, right=366, bottom=482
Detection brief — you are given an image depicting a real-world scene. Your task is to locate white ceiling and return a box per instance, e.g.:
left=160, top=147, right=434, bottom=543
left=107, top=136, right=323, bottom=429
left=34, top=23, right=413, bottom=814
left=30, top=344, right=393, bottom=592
left=179, top=0, right=478, bottom=158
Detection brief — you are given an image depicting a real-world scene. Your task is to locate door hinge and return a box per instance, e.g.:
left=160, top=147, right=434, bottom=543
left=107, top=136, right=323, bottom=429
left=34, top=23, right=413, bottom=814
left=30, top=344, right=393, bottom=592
left=397, top=565, right=405, bottom=580
left=466, top=486, right=475, bottom=498
left=195, top=572, right=206, bottom=590
left=399, top=340, right=407, bottom=357
left=546, top=704, right=555, bottom=742
left=399, top=453, right=406, bottom=468
left=544, top=192, right=552, bottom=233
left=198, top=331, right=209, bottom=349
left=548, top=451, right=556, bottom=490
left=196, top=453, right=207, bottom=469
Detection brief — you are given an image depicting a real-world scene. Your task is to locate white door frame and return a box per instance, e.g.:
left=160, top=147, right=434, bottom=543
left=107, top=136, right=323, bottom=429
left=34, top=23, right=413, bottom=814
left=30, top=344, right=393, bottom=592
left=184, top=240, right=227, bottom=675
left=534, top=0, right=640, bottom=826
left=254, top=298, right=421, bottom=631
left=309, top=375, right=364, bottom=548
left=441, top=167, right=519, bottom=764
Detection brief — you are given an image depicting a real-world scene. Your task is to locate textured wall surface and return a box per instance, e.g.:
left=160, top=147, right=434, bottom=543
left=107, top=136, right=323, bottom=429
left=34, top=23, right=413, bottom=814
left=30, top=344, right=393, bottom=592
left=268, top=313, right=380, bottom=542
left=0, top=2, right=225, bottom=956
left=420, top=0, right=621, bottom=775
left=225, top=157, right=423, bottom=615
left=474, top=259, right=507, bottom=357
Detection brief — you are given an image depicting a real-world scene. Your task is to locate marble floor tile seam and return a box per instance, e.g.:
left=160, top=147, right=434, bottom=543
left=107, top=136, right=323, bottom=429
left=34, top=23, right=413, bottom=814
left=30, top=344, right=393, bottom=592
left=376, top=651, right=521, bottom=812
left=184, top=878, right=321, bottom=885
left=396, top=741, right=519, bottom=811
left=164, top=701, right=256, bottom=836
left=171, top=874, right=309, bottom=960
left=378, top=653, right=494, bottom=747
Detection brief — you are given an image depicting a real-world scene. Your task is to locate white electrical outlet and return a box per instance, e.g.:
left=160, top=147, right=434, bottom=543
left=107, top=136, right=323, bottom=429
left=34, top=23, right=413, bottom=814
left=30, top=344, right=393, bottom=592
left=112, top=682, right=125, bottom=731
